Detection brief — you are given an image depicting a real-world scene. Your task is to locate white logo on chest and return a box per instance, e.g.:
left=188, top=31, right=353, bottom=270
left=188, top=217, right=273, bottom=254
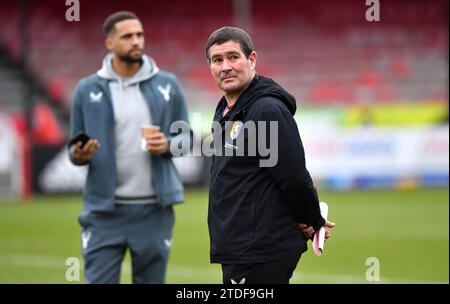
left=164, top=238, right=173, bottom=249
left=157, top=84, right=171, bottom=102
left=231, top=278, right=246, bottom=284
left=89, top=91, right=103, bottom=102
left=81, top=231, right=92, bottom=249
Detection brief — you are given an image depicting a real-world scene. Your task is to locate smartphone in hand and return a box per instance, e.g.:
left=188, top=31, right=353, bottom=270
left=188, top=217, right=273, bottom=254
left=69, top=132, right=91, bottom=148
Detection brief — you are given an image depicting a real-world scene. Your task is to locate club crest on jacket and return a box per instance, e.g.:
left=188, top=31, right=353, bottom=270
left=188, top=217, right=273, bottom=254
left=230, top=121, right=244, bottom=140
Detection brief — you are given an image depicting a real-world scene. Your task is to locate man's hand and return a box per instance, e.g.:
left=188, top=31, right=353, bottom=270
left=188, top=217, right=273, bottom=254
left=299, top=220, right=335, bottom=239
left=146, top=131, right=170, bottom=155
left=72, top=139, right=100, bottom=164
left=323, top=220, right=335, bottom=239
left=299, top=223, right=315, bottom=239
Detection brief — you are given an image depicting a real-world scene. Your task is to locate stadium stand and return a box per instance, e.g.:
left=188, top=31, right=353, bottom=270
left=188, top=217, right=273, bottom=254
left=0, top=50, right=28, bottom=113
left=0, top=0, right=447, bottom=196
left=1, top=0, right=447, bottom=112
left=251, top=0, right=448, bottom=104
left=0, top=0, right=233, bottom=113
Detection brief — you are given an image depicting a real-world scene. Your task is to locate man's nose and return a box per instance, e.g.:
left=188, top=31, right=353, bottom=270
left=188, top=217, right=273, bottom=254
left=221, top=59, right=232, bottom=72
left=131, top=35, right=141, bottom=45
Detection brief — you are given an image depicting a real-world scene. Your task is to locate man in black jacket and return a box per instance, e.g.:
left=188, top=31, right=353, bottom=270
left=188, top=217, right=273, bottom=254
left=205, top=26, right=335, bottom=284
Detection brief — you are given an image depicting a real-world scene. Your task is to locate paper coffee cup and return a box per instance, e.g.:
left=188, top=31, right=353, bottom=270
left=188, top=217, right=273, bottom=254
left=141, top=125, right=160, bottom=151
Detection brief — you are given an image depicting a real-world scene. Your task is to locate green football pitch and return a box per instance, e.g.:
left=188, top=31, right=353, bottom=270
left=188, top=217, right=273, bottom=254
left=0, top=187, right=448, bottom=284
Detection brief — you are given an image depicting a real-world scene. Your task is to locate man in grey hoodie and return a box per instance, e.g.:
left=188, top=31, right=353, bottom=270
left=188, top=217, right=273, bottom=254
left=69, top=11, right=191, bottom=283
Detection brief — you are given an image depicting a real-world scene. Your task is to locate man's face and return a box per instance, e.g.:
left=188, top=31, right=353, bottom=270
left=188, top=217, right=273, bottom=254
left=106, top=19, right=145, bottom=63
left=208, top=40, right=256, bottom=96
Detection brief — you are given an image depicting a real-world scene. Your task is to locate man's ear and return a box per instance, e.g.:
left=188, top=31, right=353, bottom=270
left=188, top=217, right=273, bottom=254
left=249, top=51, right=257, bottom=70
left=105, top=36, right=113, bottom=51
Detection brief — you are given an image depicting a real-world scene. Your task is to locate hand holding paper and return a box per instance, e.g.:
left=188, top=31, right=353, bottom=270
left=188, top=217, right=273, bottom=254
left=313, top=202, right=334, bottom=256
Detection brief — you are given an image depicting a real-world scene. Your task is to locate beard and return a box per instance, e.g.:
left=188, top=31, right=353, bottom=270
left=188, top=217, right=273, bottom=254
left=118, top=51, right=143, bottom=64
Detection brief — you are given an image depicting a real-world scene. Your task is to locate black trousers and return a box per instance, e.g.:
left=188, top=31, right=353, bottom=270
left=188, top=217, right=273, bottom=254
left=221, top=254, right=302, bottom=284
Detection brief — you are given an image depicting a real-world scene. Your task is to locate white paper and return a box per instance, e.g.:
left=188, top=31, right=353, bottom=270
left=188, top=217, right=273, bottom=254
left=313, top=202, right=329, bottom=256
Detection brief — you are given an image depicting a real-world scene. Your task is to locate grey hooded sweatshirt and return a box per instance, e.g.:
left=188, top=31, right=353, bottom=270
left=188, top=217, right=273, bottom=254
left=97, top=53, right=159, bottom=204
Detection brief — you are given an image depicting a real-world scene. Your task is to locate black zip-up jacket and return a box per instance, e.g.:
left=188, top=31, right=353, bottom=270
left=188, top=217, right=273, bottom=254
left=208, top=75, right=325, bottom=264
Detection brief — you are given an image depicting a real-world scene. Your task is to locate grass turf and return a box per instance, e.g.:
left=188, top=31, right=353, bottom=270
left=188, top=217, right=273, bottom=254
left=0, top=187, right=448, bottom=283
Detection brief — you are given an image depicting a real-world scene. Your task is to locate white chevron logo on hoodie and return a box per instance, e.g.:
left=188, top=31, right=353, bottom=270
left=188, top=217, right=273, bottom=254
left=231, top=278, right=246, bottom=284
left=89, top=91, right=103, bottom=102
left=157, top=84, right=171, bottom=101
left=164, top=238, right=173, bottom=249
